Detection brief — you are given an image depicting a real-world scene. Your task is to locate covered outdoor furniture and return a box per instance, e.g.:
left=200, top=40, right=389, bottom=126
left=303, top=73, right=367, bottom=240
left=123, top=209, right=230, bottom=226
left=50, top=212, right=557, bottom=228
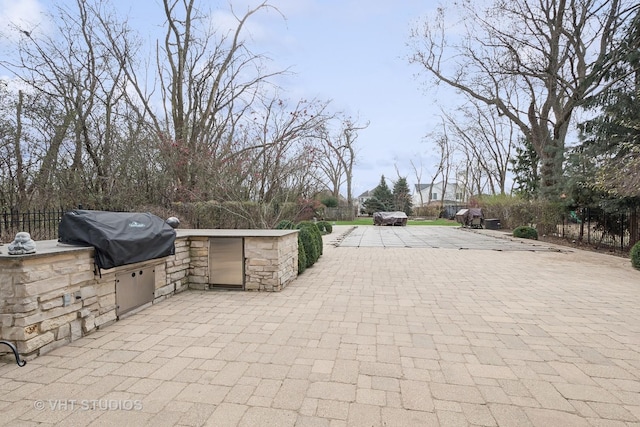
left=373, top=211, right=408, bottom=226
left=455, top=208, right=484, bottom=229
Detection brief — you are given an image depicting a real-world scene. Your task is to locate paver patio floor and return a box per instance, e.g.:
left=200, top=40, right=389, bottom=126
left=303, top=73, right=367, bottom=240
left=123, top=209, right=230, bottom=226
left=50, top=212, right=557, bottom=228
left=1, top=226, right=639, bottom=426
left=337, top=225, right=563, bottom=250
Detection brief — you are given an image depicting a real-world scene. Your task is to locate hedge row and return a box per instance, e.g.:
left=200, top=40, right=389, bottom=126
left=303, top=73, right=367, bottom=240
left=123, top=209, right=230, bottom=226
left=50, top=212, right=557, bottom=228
left=478, top=195, right=563, bottom=234
left=173, top=201, right=303, bottom=229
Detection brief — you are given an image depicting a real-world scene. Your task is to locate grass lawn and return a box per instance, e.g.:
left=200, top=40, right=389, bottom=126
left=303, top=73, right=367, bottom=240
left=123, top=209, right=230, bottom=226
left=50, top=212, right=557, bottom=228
left=332, top=218, right=459, bottom=226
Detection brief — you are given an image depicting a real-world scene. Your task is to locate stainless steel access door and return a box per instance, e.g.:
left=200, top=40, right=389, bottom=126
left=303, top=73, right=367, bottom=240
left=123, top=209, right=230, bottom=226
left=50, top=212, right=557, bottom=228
left=209, top=237, right=244, bottom=288
left=115, top=266, right=155, bottom=317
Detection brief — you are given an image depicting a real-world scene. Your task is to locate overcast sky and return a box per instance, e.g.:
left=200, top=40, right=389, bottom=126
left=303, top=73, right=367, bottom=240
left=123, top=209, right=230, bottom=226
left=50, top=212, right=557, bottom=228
left=1, top=0, right=460, bottom=197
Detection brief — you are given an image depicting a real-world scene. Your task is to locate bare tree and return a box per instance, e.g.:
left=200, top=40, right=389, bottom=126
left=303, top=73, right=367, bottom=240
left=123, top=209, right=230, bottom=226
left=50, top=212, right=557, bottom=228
left=190, top=95, right=332, bottom=227
left=0, top=0, right=338, bottom=218
left=341, top=119, right=368, bottom=214
left=436, top=122, right=453, bottom=207
left=409, top=157, right=425, bottom=207
left=424, top=145, right=443, bottom=206
left=422, top=120, right=455, bottom=207
left=318, top=117, right=368, bottom=215
left=409, top=0, right=640, bottom=198
left=0, top=0, right=135, bottom=208
left=442, top=101, right=516, bottom=195
left=107, top=0, right=288, bottom=202
left=0, top=84, right=31, bottom=209
left=315, top=140, right=345, bottom=199
left=457, top=150, right=489, bottom=198
left=242, top=97, right=331, bottom=204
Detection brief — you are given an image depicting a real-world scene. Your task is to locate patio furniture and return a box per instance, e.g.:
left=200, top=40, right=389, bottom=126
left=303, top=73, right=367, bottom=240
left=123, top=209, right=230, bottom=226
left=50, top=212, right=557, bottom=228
left=373, top=211, right=408, bottom=226
left=455, top=208, right=484, bottom=229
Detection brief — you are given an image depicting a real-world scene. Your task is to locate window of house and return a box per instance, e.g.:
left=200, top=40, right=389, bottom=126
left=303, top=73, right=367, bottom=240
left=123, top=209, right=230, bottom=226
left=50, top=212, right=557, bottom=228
left=431, top=193, right=438, bottom=200
left=456, top=192, right=463, bottom=200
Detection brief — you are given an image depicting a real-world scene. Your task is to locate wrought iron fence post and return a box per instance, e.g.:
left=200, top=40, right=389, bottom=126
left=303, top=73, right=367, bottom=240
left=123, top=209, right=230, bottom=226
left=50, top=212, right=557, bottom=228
left=587, top=208, right=591, bottom=244
left=621, top=212, right=625, bottom=252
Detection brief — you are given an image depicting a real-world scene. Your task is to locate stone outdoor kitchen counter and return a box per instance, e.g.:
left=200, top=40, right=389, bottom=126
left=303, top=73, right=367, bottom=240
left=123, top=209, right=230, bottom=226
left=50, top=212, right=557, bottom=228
left=0, top=229, right=299, bottom=359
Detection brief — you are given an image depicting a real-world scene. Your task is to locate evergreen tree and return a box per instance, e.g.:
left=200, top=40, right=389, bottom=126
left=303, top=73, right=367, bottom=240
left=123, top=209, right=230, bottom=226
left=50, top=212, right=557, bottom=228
left=571, top=12, right=640, bottom=245
left=577, top=10, right=640, bottom=198
left=563, top=145, right=601, bottom=208
left=372, top=175, right=393, bottom=209
left=392, top=177, right=413, bottom=215
left=510, top=137, right=539, bottom=200
left=363, top=175, right=393, bottom=214
left=362, top=197, right=384, bottom=215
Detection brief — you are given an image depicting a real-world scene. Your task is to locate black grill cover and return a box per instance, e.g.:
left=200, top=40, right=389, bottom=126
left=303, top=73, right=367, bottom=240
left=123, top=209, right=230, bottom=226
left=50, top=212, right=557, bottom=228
left=58, top=210, right=176, bottom=270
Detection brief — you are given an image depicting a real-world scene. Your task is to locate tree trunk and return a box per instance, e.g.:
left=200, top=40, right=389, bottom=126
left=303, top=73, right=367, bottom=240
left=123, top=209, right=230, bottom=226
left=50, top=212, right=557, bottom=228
left=13, top=91, right=26, bottom=210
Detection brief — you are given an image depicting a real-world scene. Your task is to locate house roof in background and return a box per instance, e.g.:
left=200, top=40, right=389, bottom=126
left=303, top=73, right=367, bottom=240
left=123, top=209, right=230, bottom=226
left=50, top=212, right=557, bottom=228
left=414, top=181, right=463, bottom=191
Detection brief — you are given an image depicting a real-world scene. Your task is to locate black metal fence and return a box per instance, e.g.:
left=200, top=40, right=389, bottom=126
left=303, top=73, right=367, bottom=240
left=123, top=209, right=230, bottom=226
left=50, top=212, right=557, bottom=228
left=556, top=207, right=639, bottom=253
left=0, top=208, right=67, bottom=242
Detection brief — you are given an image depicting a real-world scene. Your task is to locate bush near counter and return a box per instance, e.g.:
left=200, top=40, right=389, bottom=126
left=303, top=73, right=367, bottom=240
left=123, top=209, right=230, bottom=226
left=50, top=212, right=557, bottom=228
left=316, top=221, right=333, bottom=234
left=296, top=221, right=323, bottom=256
left=273, top=220, right=325, bottom=273
left=296, top=226, right=318, bottom=269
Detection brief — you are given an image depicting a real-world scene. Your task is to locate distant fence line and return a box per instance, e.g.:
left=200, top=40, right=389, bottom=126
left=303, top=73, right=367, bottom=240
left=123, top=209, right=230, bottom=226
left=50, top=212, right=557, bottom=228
left=323, top=207, right=356, bottom=221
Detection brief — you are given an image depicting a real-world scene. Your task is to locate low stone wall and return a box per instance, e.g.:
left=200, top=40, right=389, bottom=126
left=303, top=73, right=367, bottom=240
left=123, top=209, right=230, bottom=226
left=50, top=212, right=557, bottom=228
left=0, top=229, right=298, bottom=359
left=179, top=230, right=299, bottom=292
left=245, top=235, right=298, bottom=291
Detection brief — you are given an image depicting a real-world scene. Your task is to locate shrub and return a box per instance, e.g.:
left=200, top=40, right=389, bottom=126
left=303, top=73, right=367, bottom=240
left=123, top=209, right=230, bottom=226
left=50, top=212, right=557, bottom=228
left=412, top=204, right=444, bottom=219
left=477, top=195, right=565, bottom=234
left=275, top=219, right=295, bottom=230
left=477, top=194, right=533, bottom=229
left=297, top=221, right=323, bottom=256
left=513, top=225, right=538, bottom=240
left=297, top=234, right=307, bottom=274
left=297, top=226, right=318, bottom=268
left=535, top=201, right=564, bottom=236
left=316, top=221, right=333, bottom=234
left=631, top=241, right=640, bottom=270
left=321, top=196, right=339, bottom=208
left=296, top=220, right=318, bottom=228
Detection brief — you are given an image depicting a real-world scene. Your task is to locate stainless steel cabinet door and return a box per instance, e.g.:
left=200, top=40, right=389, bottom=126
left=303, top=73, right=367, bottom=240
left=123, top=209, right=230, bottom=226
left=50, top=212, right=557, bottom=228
left=116, top=267, right=155, bottom=316
left=209, top=238, right=244, bottom=287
